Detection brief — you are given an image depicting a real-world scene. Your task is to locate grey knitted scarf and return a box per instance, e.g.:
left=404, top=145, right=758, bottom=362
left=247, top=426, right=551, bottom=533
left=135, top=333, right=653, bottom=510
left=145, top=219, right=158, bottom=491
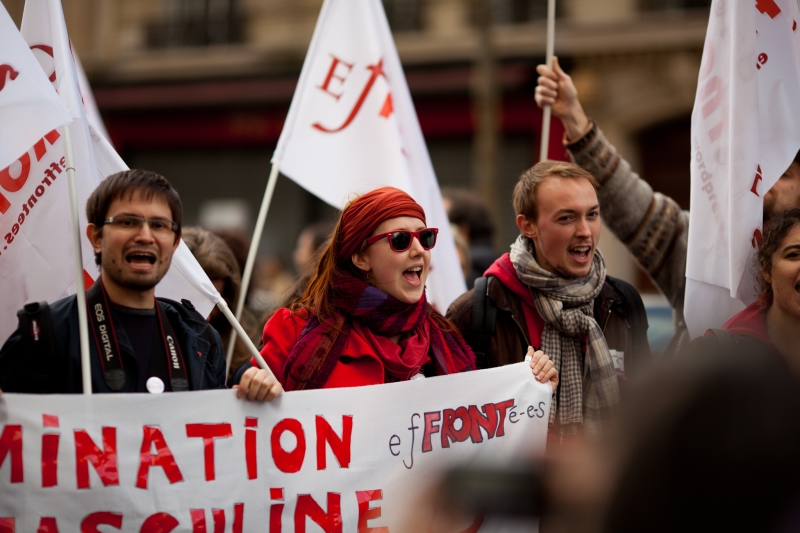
left=510, top=236, right=620, bottom=437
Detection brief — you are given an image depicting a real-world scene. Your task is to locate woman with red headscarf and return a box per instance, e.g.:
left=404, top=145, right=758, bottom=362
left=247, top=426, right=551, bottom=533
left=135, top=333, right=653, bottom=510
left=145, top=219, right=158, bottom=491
left=237, top=187, right=557, bottom=400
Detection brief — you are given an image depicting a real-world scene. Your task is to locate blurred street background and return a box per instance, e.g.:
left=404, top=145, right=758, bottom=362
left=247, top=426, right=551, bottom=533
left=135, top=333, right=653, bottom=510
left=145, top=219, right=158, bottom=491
left=3, top=0, right=710, bottom=350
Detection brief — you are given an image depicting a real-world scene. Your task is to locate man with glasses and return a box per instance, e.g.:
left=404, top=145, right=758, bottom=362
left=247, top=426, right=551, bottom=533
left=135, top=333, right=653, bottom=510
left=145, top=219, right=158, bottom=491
left=0, top=169, right=227, bottom=394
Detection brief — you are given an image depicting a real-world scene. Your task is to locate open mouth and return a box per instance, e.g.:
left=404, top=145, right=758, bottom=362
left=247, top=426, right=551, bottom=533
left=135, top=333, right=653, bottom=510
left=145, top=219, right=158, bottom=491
left=126, top=252, right=156, bottom=266
left=403, top=266, right=422, bottom=284
left=569, top=246, right=592, bottom=263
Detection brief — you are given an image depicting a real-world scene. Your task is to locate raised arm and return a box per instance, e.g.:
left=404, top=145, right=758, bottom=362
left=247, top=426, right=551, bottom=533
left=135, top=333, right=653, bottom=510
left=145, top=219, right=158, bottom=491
left=535, top=58, right=690, bottom=339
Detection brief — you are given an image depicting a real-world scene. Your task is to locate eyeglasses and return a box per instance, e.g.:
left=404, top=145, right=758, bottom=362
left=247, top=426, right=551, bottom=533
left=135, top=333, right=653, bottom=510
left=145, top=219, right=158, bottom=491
left=101, top=215, right=179, bottom=235
left=365, top=228, right=438, bottom=252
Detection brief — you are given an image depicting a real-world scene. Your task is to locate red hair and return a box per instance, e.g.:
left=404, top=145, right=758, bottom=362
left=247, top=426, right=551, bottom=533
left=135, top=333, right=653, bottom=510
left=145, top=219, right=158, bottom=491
left=292, top=187, right=426, bottom=324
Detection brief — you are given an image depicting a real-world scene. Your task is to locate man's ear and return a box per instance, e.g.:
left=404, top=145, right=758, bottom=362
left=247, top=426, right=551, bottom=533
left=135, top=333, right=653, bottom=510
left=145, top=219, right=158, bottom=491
left=86, top=224, right=102, bottom=254
left=516, top=214, right=537, bottom=240
left=173, top=235, right=181, bottom=253
left=351, top=251, right=371, bottom=273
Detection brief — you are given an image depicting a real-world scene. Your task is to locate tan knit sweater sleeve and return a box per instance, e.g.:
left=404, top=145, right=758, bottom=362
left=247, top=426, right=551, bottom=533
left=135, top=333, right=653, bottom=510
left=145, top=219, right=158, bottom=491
left=566, top=120, right=689, bottom=325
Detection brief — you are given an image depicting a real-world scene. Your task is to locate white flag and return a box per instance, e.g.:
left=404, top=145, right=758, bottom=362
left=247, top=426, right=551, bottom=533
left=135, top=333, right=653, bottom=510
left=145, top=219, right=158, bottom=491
left=0, top=3, right=71, bottom=171
left=274, top=0, right=466, bottom=311
left=74, top=52, right=111, bottom=144
left=0, top=0, right=102, bottom=344
left=684, top=0, right=800, bottom=336
left=0, top=0, right=219, bottom=344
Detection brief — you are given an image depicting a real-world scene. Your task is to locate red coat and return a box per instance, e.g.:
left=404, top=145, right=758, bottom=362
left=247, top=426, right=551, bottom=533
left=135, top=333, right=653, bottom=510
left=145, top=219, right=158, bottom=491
left=256, top=308, right=433, bottom=389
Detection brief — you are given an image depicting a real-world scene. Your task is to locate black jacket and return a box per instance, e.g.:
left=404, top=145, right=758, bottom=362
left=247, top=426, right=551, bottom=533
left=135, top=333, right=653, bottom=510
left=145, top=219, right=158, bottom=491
left=0, top=294, right=226, bottom=393
left=447, top=275, right=652, bottom=388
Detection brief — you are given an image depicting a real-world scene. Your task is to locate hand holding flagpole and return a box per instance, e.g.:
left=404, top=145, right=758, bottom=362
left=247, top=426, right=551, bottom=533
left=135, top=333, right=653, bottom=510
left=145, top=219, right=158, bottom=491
left=538, top=0, right=556, bottom=162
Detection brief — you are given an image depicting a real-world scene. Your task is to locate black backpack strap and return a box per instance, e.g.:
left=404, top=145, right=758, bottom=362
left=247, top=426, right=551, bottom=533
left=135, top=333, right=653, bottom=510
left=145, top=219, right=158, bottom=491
left=16, top=301, right=58, bottom=392
left=471, top=276, right=497, bottom=369
left=708, top=328, right=735, bottom=352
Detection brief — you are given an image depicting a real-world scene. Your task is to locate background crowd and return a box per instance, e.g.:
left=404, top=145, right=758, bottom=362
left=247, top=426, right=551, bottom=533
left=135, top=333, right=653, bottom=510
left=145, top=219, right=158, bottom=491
left=4, top=0, right=800, bottom=531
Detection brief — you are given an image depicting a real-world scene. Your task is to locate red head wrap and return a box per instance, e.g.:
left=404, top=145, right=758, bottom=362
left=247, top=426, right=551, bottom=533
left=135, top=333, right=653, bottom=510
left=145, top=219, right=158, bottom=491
left=337, top=187, right=426, bottom=262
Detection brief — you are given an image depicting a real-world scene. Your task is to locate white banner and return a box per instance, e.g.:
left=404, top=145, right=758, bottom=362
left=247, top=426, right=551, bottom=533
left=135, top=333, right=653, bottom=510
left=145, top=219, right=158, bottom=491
left=0, top=363, right=549, bottom=531
left=685, top=0, right=800, bottom=335
left=274, top=0, right=466, bottom=312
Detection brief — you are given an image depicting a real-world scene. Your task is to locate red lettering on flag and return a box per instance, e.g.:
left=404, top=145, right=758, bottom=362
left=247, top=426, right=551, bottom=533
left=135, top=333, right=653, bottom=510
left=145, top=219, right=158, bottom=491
left=421, top=411, right=441, bottom=453
left=37, top=517, right=59, bottom=533
left=379, top=93, right=393, bottom=118
left=468, top=404, right=499, bottom=443
left=317, top=55, right=354, bottom=101
left=271, top=418, right=306, bottom=473
left=752, top=228, right=763, bottom=248
left=139, top=513, right=178, bottom=533
left=441, top=407, right=471, bottom=448
left=270, top=489, right=285, bottom=533
left=494, top=399, right=515, bottom=437
left=0, top=65, right=19, bottom=92
left=357, top=490, right=389, bottom=533
left=756, top=0, right=781, bottom=18
left=313, top=59, right=387, bottom=133
left=41, top=433, right=59, bottom=487
left=0, top=425, right=23, bottom=483
left=29, top=45, right=56, bottom=83
left=136, top=426, right=183, bottom=489
left=186, top=423, right=233, bottom=481
left=294, top=493, right=342, bottom=533
left=245, top=417, right=258, bottom=480
left=751, top=165, right=763, bottom=196
left=80, top=512, right=122, bottom=533
left=315, top=415, right=352, bottom=470
left=0, top=518, right=13, bottom=533
left=75, top=427, right=119, bottom=489
left=190, top=509, right=225, bottom=533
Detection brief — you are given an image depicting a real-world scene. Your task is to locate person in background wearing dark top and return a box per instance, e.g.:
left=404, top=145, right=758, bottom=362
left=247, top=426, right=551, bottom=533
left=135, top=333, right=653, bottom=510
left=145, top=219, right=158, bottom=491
left=442, top=187, right=502, bottom=288
left=182, top=227, right=260, bottom=385
left=688, top=209, right=800, bottom=371
left=447, top=161, right=651, bottom=440
left=0, top=170, right=227, bottom=394
left=212, top=227, right=250, bottom=279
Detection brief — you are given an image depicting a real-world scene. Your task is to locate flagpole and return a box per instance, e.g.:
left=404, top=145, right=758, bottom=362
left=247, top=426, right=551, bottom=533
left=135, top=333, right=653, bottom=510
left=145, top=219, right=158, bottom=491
left=539, top=0, right=556, bottom=162
left=216, top=299, right=275, bottom=377
left=63, top=124, right=92, bottom=395
left=225, top=160, right=281, bottom=377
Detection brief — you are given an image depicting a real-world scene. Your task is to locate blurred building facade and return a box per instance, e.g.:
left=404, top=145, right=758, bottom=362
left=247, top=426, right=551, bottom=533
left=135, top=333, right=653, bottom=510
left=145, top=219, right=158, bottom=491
left=3, top=0, right=709, bottom=290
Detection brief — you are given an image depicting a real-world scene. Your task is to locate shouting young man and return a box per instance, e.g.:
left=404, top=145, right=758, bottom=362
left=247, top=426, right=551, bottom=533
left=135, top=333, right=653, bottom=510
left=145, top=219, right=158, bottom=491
left=447, top=161, right=651, bottom=438
left=0, top=169, right=226, bottom=394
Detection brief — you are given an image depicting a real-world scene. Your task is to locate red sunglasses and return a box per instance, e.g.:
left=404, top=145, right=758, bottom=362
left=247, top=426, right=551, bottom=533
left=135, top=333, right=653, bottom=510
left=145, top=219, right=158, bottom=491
left=365, top=228, right=439, bottom=252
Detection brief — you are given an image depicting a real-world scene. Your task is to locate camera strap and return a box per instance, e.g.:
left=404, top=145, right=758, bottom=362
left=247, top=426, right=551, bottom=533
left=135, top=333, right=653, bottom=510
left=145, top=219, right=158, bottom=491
left=86, top=279, right=189, bottom=392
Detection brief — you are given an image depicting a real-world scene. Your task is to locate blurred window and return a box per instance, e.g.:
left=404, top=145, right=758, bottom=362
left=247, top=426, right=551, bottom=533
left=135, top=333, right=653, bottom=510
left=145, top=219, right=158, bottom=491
left=147, top=0, right=243, bottom=49
left=489, top=0, right=549, bottom=24
left=382, top=0, right=423, bottom=32
left=639, top=0, right=711, bottom=11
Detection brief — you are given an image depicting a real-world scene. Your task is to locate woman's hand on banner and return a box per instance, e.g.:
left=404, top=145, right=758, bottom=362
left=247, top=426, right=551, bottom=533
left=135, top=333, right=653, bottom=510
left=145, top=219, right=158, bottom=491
left=534, top=56, right=590, bottom=142
left=235, top=367, right=284, bottom=401
left=526, top=347, right=558, bottom=393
